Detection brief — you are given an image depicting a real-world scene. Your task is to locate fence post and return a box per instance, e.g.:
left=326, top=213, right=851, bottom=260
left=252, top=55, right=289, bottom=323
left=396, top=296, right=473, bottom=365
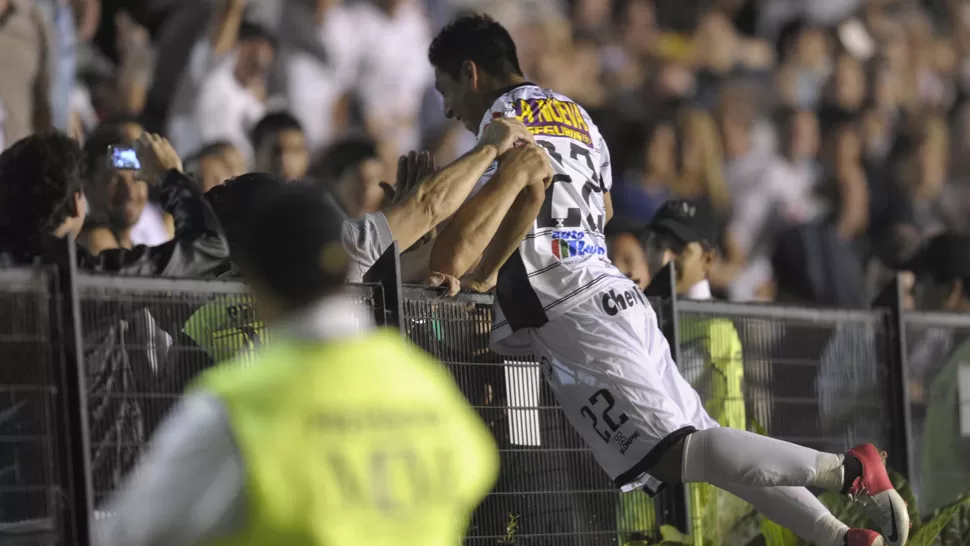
left=46, top=238, right=94, bottom=546
left=363, top=242, right=404, bottom=330
left=872, top=274, right=915, bottom=480
left=644, top=263, right=692, bottom=536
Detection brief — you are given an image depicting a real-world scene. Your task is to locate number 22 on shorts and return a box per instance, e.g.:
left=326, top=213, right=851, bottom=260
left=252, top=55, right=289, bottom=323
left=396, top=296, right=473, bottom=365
left=580, top=389, right=630, bottom=443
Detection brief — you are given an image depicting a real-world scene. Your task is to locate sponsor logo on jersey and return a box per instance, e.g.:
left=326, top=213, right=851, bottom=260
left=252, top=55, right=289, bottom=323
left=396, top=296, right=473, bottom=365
left=551, top=231, right=605, bottom=259
left=600, top=287, right=647, bottom=316
left=513, top=98, right=592, bottom=146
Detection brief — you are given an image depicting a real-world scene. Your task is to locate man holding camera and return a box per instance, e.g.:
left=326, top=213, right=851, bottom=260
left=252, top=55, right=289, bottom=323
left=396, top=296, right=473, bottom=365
left=0, top=131, right=229, bottom=276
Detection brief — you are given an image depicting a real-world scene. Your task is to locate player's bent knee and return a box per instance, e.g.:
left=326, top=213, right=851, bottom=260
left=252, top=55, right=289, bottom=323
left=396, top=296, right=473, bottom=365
left=646, top=434, right=688, bottom=484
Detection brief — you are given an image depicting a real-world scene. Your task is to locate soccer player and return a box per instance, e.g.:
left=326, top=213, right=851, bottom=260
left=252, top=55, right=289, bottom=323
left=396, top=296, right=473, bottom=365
left=426, top=14, right=908, bottom=546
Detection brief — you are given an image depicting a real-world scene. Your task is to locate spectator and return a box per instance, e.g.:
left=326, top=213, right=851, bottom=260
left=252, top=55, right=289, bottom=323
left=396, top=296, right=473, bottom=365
left=604, top=216, right=650, bottom=290
left=717, top=85, right=809, bottom=301
left=643, top=199, right=719, bottom=299
left=355, top=0, right=435, bottom=157
left=184, top=141, right=241, bottom=193
left=79, top=124, right=172, bottom=254
left=313, top=137, right=386, bottom=219
left=0, top=131, right=228, bottom=276
left=770, top=222, right=866, bottom=307
left=281, top=0, right=362, bottom=154
left=612, top=116, right=678, bottom=224
left=166, top=0, right=248, bottom=156
left=192, top=20, right=276, bottom=164
left=889, top=114, right=966, bottom=239
left=776, top=24, right=831, bottom=110
left=251, top=111, right=309, bottom=182
left=0, top=0, right=53, bottom=150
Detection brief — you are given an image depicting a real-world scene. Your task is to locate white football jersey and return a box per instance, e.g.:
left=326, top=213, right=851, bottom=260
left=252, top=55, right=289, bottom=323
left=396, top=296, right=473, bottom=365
left=478, top=84, right=629, bottom=346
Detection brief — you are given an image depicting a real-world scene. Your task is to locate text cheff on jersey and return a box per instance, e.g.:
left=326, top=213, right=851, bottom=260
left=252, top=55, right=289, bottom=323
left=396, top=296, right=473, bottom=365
left=551, top=230, right=605, bottom=260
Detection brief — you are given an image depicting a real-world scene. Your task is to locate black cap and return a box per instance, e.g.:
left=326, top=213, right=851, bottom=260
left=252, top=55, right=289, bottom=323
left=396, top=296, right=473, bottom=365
left=900, top=233, right=970, bottom=282
left=647, top=199, right=717, bottom=246
left=235, top=181, right=348, bottom=309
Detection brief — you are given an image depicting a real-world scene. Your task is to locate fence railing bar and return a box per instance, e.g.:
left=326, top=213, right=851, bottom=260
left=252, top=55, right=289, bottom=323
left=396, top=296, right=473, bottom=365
left=364, top=243, right=403, bottom=328
left=678, top=299, right=883, bottom=323
left=645, top=262, right=693, bottom=537
left=75, top=273, right=250, bottom=295
left=900, top=310, right=970, bottom=327
left=48, top=239, right=94, bottom=546
left=873, top=274, right=915, bottom=481
left=0, top=266, right=51, bottom=291
left=401, top=285, right=495, bottom=305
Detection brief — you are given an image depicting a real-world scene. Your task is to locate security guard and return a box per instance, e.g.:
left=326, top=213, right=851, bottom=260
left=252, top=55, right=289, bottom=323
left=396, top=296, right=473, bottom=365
left=96, top=182, right=500, bottom=545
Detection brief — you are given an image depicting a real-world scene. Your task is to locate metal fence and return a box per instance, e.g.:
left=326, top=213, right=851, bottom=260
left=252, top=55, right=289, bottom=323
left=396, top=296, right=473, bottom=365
left=902, top=312, right=970, bottom=515
left=0, top=268, right=62, bottom=545
left=0, top=245, right=942, bottom=545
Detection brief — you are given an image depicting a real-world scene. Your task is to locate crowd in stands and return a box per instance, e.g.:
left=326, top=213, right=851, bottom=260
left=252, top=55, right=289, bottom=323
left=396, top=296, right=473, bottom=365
left=3, top=0, right=970, bottom=311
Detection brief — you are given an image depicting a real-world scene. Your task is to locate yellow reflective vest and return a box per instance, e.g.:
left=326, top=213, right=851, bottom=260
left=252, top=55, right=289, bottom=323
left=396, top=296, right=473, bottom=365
left=192, top=329, right=499, bottom=545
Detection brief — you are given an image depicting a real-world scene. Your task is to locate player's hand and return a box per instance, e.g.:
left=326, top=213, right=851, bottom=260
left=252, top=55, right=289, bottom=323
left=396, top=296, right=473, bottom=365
left=135, top=133, right=183, bottom=184
left=461, top=273, right=497, bottom=294
left=381, top=150, right=435, bottom=205
left=424, top=271, right=461, bottom=297
left=476, top=118, right=534, bottom=157
left=498, top=143, right=554, bottom=188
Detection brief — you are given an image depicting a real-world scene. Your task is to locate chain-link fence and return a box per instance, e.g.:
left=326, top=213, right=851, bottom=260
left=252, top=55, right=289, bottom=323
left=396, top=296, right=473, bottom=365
left=71, top=274, right=383, bottom=508
left=677, top=301, right=891, bottom=454
left=0, top=261, right=928, bottom=544
left=399, top=287, right=670, bottom=545
left=903, top=312, right=970, bottom=515
left=0, top=267, right=62, bottom=545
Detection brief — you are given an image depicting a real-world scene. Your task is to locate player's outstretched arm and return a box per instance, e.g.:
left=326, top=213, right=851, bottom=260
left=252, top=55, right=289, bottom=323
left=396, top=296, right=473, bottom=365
left=464, top=185, right=546, bottom=292
left=381, top=119, right=533, bottom=251
left=428, top=144, right=552, bottom=280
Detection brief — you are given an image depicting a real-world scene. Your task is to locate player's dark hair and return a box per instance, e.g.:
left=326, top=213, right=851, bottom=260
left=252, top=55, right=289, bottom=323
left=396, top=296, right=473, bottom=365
left=250, top=111, right=303, bottom=151
left=313, top=137, right=379, bottom=182
left=0, top=132, right=85, bottom=258
left=428, top=13, right=523, bottom=80
left=234, top=181, right=348, bottom=310
left=206, top=172, right=286, bottom=259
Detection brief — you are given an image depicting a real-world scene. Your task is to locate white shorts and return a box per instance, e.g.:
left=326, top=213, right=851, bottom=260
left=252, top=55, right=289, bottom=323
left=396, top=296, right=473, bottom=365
left=523, top=280, right=719, bottom=493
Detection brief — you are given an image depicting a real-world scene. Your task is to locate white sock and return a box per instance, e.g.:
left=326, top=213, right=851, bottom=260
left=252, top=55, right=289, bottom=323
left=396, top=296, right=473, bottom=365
left=682, top=428, right=846, bottom=490
left=713, top=484, right=849, bottom=546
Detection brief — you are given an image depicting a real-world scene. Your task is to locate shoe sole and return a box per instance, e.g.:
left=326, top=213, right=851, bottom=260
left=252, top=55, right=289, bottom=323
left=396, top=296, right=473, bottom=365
left=867, top=489, right=909, bottom=546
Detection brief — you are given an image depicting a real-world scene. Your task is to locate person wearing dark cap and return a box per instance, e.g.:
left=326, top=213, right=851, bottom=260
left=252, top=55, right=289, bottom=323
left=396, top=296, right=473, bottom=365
left=642, top=199, right=745, bottom=429
left=95, top=181, right=499, bottom=546
left=644, top=198, right=720, bottom=298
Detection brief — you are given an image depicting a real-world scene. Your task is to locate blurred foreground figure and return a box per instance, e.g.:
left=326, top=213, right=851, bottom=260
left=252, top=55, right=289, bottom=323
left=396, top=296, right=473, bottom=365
left=95, top=182, right=499, bottom=546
